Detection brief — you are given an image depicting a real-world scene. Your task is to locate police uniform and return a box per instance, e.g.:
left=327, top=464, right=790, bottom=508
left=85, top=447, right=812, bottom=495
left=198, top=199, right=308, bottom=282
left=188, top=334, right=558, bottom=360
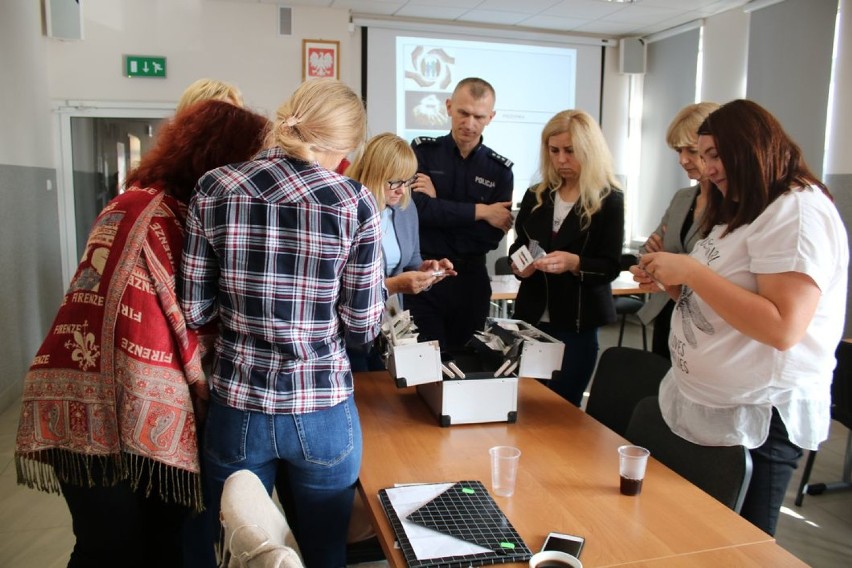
left=405, top=133, right=513, bottom=352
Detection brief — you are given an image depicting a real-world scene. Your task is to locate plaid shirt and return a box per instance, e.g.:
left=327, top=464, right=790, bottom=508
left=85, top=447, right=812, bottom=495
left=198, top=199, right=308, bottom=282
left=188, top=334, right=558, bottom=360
left=180, top=148, right=386, bottom=414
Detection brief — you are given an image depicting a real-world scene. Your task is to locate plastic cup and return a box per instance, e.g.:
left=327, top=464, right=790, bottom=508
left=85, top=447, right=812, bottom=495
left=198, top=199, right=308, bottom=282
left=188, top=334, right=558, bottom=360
left=490, top=445, right=521, bottom=497
left=618, top=445, right=650, bottom=496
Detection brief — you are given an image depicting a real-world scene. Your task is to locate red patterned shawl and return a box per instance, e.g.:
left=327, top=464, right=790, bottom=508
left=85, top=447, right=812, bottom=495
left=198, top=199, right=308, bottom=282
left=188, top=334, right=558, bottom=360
left=15, top=186, right=211, bottom=511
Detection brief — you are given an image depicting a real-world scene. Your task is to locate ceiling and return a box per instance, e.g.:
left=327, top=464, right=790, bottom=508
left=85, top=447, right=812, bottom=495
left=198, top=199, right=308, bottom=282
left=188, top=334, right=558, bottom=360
left=218, top=0, right=753, bottom=38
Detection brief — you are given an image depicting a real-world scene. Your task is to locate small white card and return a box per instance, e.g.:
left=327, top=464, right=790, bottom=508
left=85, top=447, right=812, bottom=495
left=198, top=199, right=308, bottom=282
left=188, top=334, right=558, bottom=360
left=511, top=245, right=535, bottom=271
left=511, top=241, right=546, bottom=272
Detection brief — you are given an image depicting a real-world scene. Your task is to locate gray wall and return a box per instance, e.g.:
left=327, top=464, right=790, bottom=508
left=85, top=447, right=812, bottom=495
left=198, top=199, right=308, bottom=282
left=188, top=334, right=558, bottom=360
left=636, top=29, right=700, bottom=242
left=0, top=3, right=64, bottom=413
left=746, top=0, right=836, bottom=177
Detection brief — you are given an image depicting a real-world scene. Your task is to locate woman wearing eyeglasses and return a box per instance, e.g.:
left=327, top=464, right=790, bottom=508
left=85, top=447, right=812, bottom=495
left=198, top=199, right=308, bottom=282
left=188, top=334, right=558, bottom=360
left=344, top=132, right=456, bottom=371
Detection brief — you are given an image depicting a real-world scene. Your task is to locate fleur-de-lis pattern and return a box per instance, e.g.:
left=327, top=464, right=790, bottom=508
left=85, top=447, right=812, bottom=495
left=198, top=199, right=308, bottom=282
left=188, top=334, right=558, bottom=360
left=64, top=321, right=101, bottom=371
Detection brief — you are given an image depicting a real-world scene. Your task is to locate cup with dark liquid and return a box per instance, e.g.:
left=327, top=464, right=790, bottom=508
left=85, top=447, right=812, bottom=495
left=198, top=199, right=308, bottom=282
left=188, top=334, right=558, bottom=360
left=528, top=551, right=583, bottom=568
left=618, top=445, right=650, bottom=496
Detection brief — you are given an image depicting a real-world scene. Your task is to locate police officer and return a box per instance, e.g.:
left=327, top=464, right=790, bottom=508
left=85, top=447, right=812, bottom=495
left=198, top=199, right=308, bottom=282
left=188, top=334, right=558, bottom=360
left=406, top=77, right=514, bottom=353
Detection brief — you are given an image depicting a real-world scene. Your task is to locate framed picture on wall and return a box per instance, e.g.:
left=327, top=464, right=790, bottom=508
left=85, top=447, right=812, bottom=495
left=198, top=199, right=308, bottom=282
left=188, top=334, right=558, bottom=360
left=302, top=39, right=340, bottom=80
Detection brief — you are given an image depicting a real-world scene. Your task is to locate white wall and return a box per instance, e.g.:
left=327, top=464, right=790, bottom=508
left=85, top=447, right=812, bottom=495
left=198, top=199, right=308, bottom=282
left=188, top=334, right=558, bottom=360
left=826, top=0, right=852, bottom=176
left=0, top=0, right=54, bottom=166
left=46, top=0, right=357, bottom=115
left=601, top=45, right=631, bottom=182
left=825, top=0, right=852, bottom=336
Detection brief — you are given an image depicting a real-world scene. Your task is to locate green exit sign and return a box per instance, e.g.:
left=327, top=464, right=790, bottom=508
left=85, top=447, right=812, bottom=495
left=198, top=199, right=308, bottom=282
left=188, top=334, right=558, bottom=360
left=124, top=55, right=167, bottom=78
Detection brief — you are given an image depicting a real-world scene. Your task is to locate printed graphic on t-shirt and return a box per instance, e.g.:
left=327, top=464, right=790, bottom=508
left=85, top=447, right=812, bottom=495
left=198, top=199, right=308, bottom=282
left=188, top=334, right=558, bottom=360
left=675, top=286, right=714, bottom=349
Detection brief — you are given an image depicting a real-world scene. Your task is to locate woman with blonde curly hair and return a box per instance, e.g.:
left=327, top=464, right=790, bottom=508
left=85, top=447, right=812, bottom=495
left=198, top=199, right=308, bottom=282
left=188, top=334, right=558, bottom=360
left=180, top=79, right=386, bottom=566
left=509, top=109, right=624, bottom=406
left=638, top=102, right=720, bottom=358
left=177, top=78, right=243, bottom=111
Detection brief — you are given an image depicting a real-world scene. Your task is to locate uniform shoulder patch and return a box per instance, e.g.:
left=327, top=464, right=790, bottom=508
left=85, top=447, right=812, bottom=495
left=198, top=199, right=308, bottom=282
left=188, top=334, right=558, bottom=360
left=489, top=150, right=513, bottom=168
left=412, top=136, right=438, bottom=146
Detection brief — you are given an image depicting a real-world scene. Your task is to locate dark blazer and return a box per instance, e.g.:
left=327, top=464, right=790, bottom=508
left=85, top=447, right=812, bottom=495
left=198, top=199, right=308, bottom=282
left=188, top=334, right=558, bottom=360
left=509, top=187, right=624, bottom=332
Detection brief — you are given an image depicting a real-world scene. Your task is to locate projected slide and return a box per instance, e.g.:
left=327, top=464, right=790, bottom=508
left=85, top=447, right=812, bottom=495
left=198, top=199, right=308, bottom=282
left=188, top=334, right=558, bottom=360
left=396, top=36, right=577, bottom=199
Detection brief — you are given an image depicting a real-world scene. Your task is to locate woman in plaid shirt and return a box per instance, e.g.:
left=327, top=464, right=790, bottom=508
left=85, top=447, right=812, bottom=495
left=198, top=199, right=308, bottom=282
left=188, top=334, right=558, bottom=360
left=180, top=79, right=385, bottom=567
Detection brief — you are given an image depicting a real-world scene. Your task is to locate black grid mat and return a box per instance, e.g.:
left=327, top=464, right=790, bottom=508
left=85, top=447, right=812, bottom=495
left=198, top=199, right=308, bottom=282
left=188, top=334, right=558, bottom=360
left=379, top=480, right=531, bottom=568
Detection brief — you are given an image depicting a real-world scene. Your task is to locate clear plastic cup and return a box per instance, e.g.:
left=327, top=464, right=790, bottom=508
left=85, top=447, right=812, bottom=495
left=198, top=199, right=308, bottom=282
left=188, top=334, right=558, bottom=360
left=490, top=445, right=521, bottom=497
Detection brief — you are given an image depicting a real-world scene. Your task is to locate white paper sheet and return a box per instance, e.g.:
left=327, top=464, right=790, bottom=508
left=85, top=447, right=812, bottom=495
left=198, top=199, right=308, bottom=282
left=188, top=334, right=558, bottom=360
left=383, top=483, right=492, bottom=560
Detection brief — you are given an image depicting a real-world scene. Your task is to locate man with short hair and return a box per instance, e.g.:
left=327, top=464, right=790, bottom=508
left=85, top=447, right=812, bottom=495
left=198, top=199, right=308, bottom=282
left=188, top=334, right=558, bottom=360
left=407, top=77, right=514, bottom=353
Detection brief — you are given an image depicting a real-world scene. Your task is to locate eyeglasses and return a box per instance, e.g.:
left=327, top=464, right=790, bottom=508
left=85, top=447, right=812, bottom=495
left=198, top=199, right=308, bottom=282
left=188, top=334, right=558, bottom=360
left=387, top=175, right=417, bottom=191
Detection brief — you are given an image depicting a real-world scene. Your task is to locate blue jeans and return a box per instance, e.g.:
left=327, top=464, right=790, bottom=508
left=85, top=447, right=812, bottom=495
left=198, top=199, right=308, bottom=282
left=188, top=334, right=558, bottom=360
left=201, top=395, right=362, bottom=568
left=537, top=323, right=599, bottom=407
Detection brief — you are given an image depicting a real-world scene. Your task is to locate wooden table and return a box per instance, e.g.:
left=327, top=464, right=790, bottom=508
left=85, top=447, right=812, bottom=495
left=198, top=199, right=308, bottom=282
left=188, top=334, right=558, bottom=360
left=490, top=271, right=644, bottom=318
left=613, top=542, right=808, bottom=567
left=354, top=371, right=778, bottom=567
left=491, top=270, right=644, bottom=301
left=611, top=270, right=644, bottom=296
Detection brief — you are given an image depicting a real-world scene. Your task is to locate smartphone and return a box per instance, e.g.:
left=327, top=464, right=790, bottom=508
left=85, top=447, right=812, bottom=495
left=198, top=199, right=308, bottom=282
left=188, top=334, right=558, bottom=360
left=542, top=532, right=585, bottom=558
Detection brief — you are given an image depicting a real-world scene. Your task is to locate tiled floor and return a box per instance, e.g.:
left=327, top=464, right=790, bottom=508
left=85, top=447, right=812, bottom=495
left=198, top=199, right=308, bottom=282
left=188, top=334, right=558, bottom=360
left=1, top=321, right=850, bottom=567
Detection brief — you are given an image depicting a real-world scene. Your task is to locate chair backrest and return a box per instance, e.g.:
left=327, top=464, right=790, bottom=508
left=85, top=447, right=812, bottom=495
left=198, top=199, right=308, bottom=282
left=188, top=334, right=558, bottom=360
left=494, top=255, right=513, bottom=275
left=585, top=346, right=671, bottom=437
left=220, top=469, right=304, bottom=568
left=626, top=396, right=753, bottom=513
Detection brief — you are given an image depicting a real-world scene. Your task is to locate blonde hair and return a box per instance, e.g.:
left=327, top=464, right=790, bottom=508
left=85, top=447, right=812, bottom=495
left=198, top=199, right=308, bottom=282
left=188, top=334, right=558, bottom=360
left=266, top=79, right=366, bottom=163
left=345, top=133, right=417, bottom=211
left=665, top=102, right=720, bottom=149
left=177, top=78, right=243, bottom=112
left=534, top=110, right=620, bottom=229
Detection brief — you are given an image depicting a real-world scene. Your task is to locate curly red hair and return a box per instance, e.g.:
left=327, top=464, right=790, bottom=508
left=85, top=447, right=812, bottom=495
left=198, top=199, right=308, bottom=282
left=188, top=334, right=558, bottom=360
left=124, top=100, right=269, bottom=203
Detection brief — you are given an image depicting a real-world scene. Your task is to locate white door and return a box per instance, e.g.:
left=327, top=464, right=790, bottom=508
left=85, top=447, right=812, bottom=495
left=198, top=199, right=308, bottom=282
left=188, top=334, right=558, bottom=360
left=54, top=103, right=172, bottom=283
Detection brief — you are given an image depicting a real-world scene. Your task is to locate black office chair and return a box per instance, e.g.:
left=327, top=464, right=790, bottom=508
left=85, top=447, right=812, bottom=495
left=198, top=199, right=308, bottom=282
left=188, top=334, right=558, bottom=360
left=614, top=253, right=647, bottom=350
left=490, top=256, right=516, bottom=318
left=494, top=255, right=513, bottom=275
left=795, top=340, right=852, bottom=506
left=585, top=346, right=671, bottom=437
left=626, top=396, right=753, bottom=513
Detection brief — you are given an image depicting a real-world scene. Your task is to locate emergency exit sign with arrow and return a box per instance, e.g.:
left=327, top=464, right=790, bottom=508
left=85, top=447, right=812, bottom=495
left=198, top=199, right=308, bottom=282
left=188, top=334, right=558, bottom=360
left=124, top=55, right=167, bottom=78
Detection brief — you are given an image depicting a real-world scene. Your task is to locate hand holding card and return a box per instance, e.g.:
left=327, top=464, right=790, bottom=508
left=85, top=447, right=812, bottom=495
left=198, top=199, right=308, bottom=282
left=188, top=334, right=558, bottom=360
left=511, top=246, right=535, bottom=272
left=636, top=252, right=666, bottom=291
left=511, top=240, right=546, bottom=272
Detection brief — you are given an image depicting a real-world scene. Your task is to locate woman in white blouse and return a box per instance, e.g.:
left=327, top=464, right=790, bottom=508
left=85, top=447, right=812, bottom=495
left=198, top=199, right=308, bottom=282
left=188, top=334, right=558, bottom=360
left=634, top=99, right=848, bottom=535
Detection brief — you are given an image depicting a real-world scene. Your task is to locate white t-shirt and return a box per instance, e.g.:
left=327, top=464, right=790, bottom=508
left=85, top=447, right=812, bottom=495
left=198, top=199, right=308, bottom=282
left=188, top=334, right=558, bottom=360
left=552, top=192, right=574, bottom=234
left=540, top=192, right=575, bottom=323
left=659, top=187, right=848, bottom=450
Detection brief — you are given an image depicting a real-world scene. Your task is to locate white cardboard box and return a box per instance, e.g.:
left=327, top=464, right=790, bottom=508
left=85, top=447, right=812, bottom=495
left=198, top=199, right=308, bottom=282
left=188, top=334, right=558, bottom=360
left=384, top=318, right=564, bottom=426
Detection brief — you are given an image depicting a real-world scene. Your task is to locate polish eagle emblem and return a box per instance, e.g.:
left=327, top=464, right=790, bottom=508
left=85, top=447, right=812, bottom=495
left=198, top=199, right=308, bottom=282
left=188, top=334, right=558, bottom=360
left=308, top=48, right=335, bottom=77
